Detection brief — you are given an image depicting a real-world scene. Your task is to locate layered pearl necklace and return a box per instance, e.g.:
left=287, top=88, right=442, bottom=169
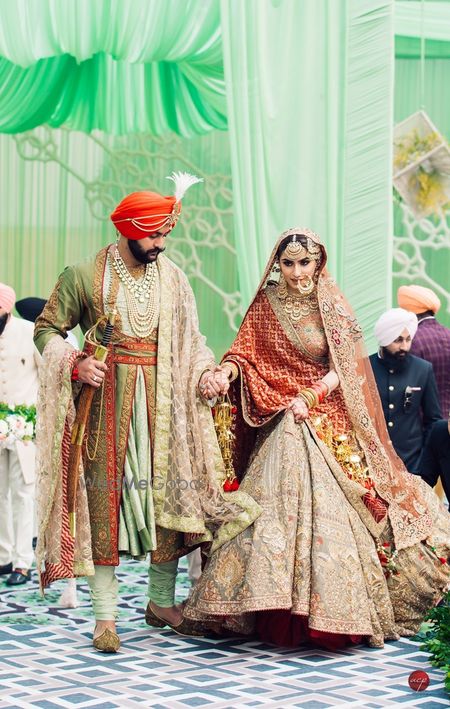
left=111, top=247, right=159, bottom=338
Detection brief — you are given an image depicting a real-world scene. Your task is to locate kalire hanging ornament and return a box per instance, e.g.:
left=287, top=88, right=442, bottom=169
left=213, top=395, right=239, bottom=492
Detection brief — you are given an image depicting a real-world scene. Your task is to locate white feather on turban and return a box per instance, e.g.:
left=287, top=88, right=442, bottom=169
left=374, top=308, right=418, bottom=347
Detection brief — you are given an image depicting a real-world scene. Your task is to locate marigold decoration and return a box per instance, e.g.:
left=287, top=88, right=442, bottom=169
left=393, top=110, right=450, bottom=219
left=0, top=402, right=36, bottom=449
left=213, top=395, right=239, bottom=492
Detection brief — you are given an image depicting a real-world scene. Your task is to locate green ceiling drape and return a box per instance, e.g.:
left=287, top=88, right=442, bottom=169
left=0, top=0, right=227, bottom=135
left=1, top=0, right=450, bottom=350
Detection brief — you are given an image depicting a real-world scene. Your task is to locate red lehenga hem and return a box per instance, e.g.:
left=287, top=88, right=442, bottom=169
left=255, top=610, right=363, bottom=650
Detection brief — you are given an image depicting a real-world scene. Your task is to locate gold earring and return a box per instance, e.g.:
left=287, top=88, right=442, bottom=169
left=277, top=273, right=288, bottom=298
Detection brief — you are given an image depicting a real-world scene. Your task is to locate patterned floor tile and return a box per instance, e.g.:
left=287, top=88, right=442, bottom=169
left=0, top=560, right=447, bottom=708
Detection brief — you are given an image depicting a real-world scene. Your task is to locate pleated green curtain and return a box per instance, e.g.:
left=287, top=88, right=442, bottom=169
left=0, top=0, right=226, bottom=135
left=2, top=0, right=449, bottom=350
left=221, top=0, right=395, bottom=347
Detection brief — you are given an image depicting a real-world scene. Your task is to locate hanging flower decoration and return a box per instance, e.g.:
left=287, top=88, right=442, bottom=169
left=0, top=403, right=36, bottom=449
left=393, top=111, right=450, bottom=218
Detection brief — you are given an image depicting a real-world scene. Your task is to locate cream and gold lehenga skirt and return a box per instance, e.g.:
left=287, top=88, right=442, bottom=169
left=184, top=414, right=450, bottom=647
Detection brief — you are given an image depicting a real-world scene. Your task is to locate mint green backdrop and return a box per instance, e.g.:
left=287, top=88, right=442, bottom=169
left=1, top=0, right=449, bottom=356
left=394, top=1, right=450, bottom=328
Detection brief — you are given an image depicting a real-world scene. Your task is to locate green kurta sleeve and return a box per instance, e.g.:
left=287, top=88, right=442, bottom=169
left=34, top=266, right=85, bottom=354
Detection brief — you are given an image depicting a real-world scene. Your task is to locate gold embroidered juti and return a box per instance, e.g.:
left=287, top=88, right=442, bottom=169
left=34, top=247, right=260, bottom=588
left=185, top=229, right=450, bottom=648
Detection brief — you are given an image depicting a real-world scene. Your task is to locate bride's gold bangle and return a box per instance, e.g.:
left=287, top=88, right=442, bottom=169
left=298, top=388, right=319, bottom=409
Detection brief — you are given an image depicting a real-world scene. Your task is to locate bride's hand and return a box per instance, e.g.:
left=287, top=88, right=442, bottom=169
left=288, top=397, right=309, bottom=423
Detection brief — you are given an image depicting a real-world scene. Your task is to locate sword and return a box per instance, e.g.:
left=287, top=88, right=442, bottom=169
left=67, top=310, right=117, bottom=538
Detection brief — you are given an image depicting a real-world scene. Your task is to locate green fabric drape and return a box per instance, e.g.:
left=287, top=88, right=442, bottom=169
left=221, top=0, right=394, bottom=348
left=0, top=0, right=226, bottom=135
left=0, top=54, right=226, bottom=135
left=395, top=1, right=450, bottom=41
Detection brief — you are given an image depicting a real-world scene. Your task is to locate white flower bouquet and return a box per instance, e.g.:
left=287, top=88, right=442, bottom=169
left=0, top=403, right=36, bottom=450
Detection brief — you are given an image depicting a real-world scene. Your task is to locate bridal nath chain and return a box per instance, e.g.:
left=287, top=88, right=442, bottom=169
left=111, top=248, right=159, bottom=337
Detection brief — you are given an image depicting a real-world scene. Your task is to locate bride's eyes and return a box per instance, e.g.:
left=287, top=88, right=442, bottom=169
left=281, top=258, right=311, bottom=267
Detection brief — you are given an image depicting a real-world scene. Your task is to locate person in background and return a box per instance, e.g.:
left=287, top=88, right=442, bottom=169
left=370, top=308, right=441, bottom=473
left=16, top=296, right=79, bottom=607
left=419, top=416, right=450, bottom=512
left=16, top=297, right=80, bottom=350
left=0, top=284, right=41, bottom=586
left=398, top=284, right=450, bottom=418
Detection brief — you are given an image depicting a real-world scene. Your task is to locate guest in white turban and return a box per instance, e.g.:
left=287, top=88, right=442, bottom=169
left=374, top=307, right=418, bottom=350
left=370, top=308, right=441, bottom=473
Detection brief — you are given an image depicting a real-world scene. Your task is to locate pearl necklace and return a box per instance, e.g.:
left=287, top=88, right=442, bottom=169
left=111, top=248, right=159, bottom=338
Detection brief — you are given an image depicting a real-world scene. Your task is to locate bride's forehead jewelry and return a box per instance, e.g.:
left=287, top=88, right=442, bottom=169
left=283, top=235, right=322, bottom=261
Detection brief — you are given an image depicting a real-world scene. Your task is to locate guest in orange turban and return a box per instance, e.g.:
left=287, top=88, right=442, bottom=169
left=398, top=283, right=450, bottom=416
left=397, top=285, right=441, bottom=315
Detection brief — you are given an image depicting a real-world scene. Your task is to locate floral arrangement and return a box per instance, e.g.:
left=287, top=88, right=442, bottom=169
left=394, top=129, right=441, bottom=172
left=0, top=402, right=36, bottom=449
left=393, top=111, right=450, bottom=218
left=408, top=165, right=450, bottom=215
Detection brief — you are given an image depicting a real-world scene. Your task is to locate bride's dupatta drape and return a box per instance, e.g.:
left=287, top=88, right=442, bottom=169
left=185, top=228, right=450, bottom=648
left=226, top=228, right=433, bottom=550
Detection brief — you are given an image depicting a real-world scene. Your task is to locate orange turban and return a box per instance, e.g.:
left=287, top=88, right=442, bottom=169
left=397, top=285, right=441, bottom=314
left=111, top=191, right=178, bottom=240
left=110, top=172, right=203, bottom=240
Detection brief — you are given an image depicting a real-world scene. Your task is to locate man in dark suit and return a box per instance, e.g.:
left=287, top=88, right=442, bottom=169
left=370, top=308, right=442, bottom=473
left=419, top=419, right=450, bottom=510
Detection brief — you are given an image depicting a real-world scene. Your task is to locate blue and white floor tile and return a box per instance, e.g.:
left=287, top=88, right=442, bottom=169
left=0, top=560, right=447, bottom=708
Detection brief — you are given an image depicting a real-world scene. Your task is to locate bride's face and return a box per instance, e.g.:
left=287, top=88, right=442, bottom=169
left=279, top=250, right=317, bottom=294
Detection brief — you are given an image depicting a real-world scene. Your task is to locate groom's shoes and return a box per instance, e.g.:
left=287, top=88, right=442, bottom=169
left=0, top=563, right=13, bottom=576
left=145, top=601, right=207, bottom=637
left=93, top=628, right=120, bottom=653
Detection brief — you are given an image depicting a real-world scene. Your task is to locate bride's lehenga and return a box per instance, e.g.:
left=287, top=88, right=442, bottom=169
left=184, top=228, right=450, bottom=649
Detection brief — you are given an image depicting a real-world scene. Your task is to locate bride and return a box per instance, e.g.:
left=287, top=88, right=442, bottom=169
left=184, top=228, right=450, bottom=649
